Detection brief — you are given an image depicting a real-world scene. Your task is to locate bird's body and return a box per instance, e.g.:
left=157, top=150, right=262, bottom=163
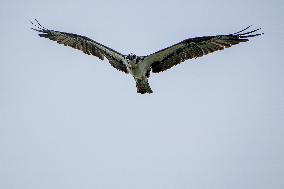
left=124, top=54, right=144, bottom=78
left=121, top=54, right=153, bottom=93
left=31, top=20, right=263, bottom=94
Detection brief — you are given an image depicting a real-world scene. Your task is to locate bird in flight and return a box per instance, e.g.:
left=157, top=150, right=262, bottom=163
left=31, top=19, right=263, bottom=94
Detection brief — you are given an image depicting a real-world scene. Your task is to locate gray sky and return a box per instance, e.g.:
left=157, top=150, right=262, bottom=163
left=0, top=0, right=284, bottom=189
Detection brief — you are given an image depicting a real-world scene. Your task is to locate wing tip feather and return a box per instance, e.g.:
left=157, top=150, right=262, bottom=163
left=233, top=26, right=263, bottom=39
left=30, top=18, right=49, bottom=33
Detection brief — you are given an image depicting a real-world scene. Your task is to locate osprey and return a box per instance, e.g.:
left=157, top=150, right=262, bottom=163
left=31, top=19, right=263, bottom=94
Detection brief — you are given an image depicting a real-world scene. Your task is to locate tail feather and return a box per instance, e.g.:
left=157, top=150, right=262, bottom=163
left=136, top=78, right=153, bottom=94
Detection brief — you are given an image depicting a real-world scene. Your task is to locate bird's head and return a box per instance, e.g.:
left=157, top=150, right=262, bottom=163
left=126, top=53, right=137, bottom=61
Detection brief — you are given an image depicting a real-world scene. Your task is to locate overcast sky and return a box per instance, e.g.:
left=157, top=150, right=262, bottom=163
left=0, top=0, right=284, bottom=189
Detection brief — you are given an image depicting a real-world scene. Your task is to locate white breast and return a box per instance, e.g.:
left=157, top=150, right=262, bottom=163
left=127, top=60, right=147, bottom=79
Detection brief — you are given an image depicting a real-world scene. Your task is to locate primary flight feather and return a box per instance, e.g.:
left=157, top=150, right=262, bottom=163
left=31, top=19, right=263, bottom=94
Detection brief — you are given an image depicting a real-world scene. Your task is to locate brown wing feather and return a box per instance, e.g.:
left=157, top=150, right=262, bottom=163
left=31, top=20, right=128, bottom=73
left=146, top=26, right=263, bottom=73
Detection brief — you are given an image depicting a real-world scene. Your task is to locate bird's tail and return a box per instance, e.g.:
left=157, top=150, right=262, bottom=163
left=135, top=78, right=153, bottom=94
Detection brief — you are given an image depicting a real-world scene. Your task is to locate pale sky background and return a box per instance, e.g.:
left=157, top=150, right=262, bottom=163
left=0, top=0, right=284, bottom=189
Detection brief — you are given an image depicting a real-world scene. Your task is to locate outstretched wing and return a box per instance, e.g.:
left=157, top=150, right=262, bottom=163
left=143, top=26, right=263, bottom=73
left=31, top=19, right=128, bottom=73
